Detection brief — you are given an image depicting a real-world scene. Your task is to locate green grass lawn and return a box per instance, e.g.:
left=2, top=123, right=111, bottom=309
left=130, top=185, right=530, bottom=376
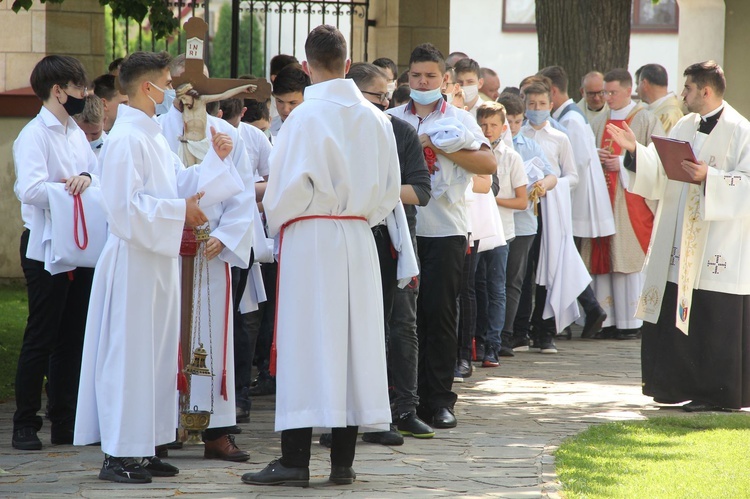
left=0, top=283, right=26, bottom=402
left=556, top=414, right=750, bottom=498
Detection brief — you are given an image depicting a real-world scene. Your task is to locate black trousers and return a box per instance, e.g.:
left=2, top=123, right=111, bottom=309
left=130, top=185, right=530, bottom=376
left=232, top=266, right=263, bottom=410
left=13, top=230, right=94, bottom=432
left=416, top=235, right=466, bottom=410
left=458, top=240, right=480, bottom=361
left=280, top=426, right=358, bottom=468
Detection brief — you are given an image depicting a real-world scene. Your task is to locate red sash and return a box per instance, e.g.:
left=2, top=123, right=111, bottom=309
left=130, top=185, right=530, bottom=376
left=269, top=215, right=368, bottom=376
left=590, top=116, right=654, bottom=274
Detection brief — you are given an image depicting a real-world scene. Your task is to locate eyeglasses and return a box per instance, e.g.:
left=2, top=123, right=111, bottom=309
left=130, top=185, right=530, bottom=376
left=64, top=84, right=88, bottom=95
left=585, top=90, right=606, bottom=98
left=361, top=90, right=389, bottom=104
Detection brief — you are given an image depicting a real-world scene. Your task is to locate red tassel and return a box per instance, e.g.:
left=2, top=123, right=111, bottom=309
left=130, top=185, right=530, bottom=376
left=220, top=369, right=228, bottom=401
left=177, top=371, right=188, bottom=394
left=269, top=343, right=277, bottom=376
left=177, top=347, right=187, bottom=394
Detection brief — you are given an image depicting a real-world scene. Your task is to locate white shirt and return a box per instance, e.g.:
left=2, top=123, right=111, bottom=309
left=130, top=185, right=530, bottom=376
left=520, top=121, right=578, bottom=188
left=493, top=140, right=528, bottom=241
left=388, top=99, right=490, bottom=237
left=13, top=106, right=99, bottom=261
left=239, top=121, right=272, bottom=178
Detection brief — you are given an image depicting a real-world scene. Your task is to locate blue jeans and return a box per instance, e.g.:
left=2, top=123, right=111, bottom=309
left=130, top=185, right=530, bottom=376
left=475, top=243, right=509, bottom=353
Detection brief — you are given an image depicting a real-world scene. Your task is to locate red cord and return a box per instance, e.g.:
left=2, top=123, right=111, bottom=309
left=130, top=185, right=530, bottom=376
left=269, top=215, right=367, bottom=376
left=73, top=194, right=88, bottom=250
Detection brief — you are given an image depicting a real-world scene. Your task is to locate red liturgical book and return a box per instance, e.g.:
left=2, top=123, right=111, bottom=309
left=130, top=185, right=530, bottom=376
left=651, top=136, right=701, bottom=185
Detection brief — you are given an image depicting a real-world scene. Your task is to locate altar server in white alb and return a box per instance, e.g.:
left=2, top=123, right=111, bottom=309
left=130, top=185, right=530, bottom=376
left=241, top=25, right=400, bottom=488
left=159, top=55, right=256, bottom=462
left=607, top=61, right=750, bottom=412
left=74, top=51, right=244, bottom=484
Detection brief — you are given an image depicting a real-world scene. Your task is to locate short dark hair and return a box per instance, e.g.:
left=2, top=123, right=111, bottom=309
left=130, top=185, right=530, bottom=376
left=272, top=63, right=310, bottom=96
left=391, top=85, right=411, bottom=107
left=453, top=58, right=481, bottom=79
left=523, top=81, right=551, bottom=99
left=500, top=86, right=521, bottom=97
left=220, top=97, right=244, bottom=121
left=476, top=101, right=507, bottom=124
left=683, top=60, right=726, bottom=96
left=305, top=24, right=347, bottom=73
left=346, top=62, right=386, bottom=89
left=636, top=63, right=668, bottom=87
left=270, top=54, right=299, bottom=77
left=118, top=51, right=172, bottom=96
left=93, top=74, right=118, bottom=100
left=242, top=99, right=270, bottom=123
left=372, top=57, right=398, bottom=79
left=604, top=68, right=633, bottom=88
left=30, top=55, right=88, bottom=101
left=108, top=57, right=124, bottom=73
left=397, top=69, right=409, bottom=86
left=497, top=93, right=525, bottom=116
left=409, top=43, right=446, bottom=73
left=539, top=65, right=568, bottom=94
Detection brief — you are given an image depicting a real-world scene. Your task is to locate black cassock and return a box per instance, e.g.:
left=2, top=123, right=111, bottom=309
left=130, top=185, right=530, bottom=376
left=641, top=282, right=750, bottom=409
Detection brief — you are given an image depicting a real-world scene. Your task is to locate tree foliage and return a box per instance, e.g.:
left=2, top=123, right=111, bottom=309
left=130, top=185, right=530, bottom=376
left=6, top=0, right=179, bottom=40
left=209, top=2, right=265, bottom=78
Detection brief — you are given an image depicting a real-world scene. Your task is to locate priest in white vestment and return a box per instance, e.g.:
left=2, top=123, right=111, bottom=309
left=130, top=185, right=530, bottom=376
left=609, top=61, right=750, bottom=412
left=74, top=52, right=244, bottom=484
left=241, top=25, right=400, bottom=488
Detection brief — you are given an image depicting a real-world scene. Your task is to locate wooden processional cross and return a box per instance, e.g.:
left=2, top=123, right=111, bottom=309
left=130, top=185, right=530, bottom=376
left=175, top=17, right=270, bottom=424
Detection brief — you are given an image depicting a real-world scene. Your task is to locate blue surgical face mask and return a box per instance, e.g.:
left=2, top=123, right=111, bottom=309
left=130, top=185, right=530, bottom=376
left=410, top=87, right=443, bottom=106
left=525, top=109, right=550, bottom=126
left=155, top=88, right=176, bottom=116
left=146, top=81, right=175, bottom=116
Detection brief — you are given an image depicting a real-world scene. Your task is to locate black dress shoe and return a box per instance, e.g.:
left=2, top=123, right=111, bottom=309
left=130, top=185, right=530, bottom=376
left=582, top=309, right=607, bottom=338
left=432, top=407, right=457, bottom=429
left=329, top=465, right=356, bottom=485
left=682, top=401, right=733, bottom=413
left=241, top=459, right=310, bottom=487
left=142, top=456, right=179, bottom=477
left=457, top=359, right=472, bottom=378
left=653, top=397, right=688, bottom=405
left=615, top=328, right=641, bottom=340
left=12, top=427, right=42, bottom=450
left=593, top=326, right=617, bottom=339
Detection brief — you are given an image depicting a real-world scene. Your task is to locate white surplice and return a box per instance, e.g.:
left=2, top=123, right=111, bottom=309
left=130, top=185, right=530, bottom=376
left=553, top=99, right=615, bottom=238
left=630, top=102, right=750, bottom=322
left=264, top=78, right=400, bottom=432
left=74, top=105, right=244, bottom=457
left=536, top=178, right=591, bottom=332
left=158, top=107, right=256, bottom=428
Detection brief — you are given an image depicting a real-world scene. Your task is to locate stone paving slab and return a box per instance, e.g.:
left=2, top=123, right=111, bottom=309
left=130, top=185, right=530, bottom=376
left=0, top=334, right=661, bottom=498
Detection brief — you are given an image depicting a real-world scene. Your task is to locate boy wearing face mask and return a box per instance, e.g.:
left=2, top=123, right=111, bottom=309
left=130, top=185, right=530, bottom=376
left=73, top=51, right=243, bottom=483
left=11, top=55, right=98, bottom=452
left=387, top=43, right=496, bottom=430
left=73, top=94, right=106, bottom=158
left=519, top=80, right=579, bottom=354
left=453, top=58, right=485, bottom=117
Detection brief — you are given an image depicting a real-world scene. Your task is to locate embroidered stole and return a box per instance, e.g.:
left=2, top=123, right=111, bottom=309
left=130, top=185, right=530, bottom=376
left=590, top=108, right=654, bottom=274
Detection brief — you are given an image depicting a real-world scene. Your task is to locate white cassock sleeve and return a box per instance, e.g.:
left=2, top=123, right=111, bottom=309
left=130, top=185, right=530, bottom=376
left=102, top=135, right=187, bottom=258
left=701, top=126, right=750, bottom=221
left=173, top=146, right=245, bottom=209
left=558, top=135, right=579, bottom=189
left=630, top=142, right=670, bottom=202
left=207, top=129, right=256, bottom=269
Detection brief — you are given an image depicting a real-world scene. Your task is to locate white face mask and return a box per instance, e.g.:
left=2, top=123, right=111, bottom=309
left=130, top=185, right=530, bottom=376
left=462, top=84, right=479, bottom=104
left=89, top=136, right=104, bottom=151
left=386, top=81, right=397, bottom=99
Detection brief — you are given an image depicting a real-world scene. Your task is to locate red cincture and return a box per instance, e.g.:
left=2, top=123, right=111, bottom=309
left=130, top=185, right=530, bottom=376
left=269, top=215, right=368, bottom=376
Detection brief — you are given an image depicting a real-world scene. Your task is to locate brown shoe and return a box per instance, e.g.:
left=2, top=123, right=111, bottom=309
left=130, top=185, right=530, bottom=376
left=204, top=434, right=250, bottom=462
